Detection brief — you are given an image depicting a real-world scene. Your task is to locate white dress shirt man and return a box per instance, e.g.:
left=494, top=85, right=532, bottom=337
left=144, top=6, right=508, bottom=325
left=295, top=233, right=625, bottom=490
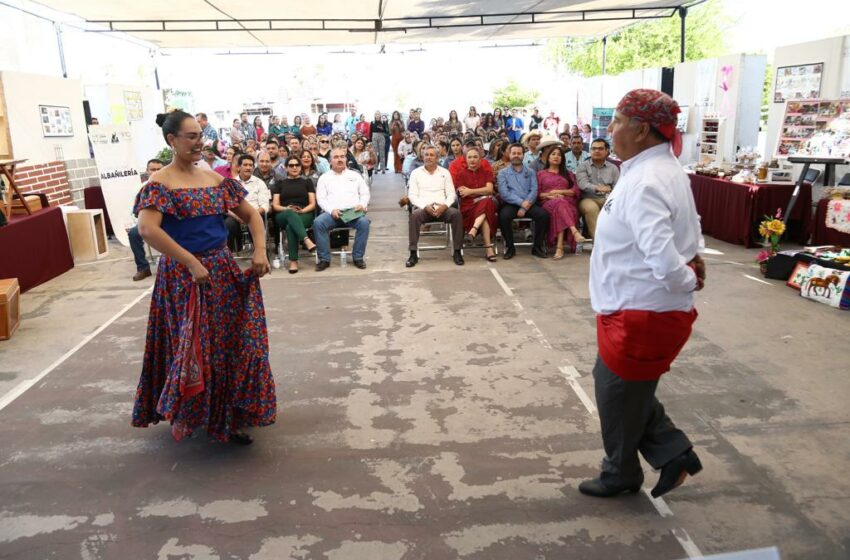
left=405, top=145, right=464, bottom=267
left=313, top=147, right=371, bottom=270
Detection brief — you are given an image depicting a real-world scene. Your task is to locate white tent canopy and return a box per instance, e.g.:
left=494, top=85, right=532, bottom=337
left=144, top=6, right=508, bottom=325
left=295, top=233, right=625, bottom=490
left=33, top=0, right=701, bottom=49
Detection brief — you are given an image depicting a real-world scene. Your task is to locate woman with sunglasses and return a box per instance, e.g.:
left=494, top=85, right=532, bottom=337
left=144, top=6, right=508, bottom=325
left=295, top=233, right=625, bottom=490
left=272, top=156, right=317, bottom=274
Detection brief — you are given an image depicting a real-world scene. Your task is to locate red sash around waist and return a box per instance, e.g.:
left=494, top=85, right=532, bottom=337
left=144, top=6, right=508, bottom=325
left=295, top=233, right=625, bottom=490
left=597, top=308, right=697, bottom=381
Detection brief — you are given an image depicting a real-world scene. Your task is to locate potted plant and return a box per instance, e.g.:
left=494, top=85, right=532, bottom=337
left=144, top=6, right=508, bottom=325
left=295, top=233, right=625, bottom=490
left=755, top=209, right=786, bottom=275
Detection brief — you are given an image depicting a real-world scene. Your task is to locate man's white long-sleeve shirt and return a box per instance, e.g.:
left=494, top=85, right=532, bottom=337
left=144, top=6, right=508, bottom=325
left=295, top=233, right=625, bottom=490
left=408, top=165, right=456, bottom=209
left=238, top=175, right=270, bottom=213
left=316, top=168, right=370, bottom=212
left=589, top=143, right=703, bottom=314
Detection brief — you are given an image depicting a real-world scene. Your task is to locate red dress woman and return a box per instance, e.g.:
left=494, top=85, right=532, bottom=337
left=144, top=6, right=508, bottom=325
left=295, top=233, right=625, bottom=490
left=449, top=146, right=497, bottom=261
left=536, top=146, right=587, bottom=259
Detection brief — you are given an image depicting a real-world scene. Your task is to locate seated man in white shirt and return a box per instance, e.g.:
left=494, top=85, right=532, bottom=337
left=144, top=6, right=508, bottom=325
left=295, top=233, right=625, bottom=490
left=314, top=147, right=371, bottom=270
left=405, top=145, right=464, bottom=267
left=225, top=154, right=270, bottom=251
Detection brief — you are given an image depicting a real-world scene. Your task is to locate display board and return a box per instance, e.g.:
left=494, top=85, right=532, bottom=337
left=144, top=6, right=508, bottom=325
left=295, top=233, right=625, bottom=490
left=775, top=98, right=850, bottom=159
left=591, top=107, right=613, bottom=140
left=774, top=63, right=823, bottom=103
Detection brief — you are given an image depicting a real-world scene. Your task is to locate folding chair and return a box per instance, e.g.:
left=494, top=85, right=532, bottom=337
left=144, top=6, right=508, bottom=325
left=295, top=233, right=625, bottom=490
left=498, top=217, right=534, bottom=252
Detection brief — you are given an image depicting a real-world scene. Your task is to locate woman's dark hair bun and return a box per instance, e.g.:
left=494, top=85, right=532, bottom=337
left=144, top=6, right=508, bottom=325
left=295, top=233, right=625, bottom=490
left=157, top=110, right=193, bottom=144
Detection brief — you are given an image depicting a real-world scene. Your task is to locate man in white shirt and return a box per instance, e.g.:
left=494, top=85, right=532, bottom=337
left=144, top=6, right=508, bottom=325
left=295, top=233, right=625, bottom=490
left=314, top=147, right=371, bottom=270
left=580, top=89, right=707, bottom=500
left=405, top=145, right=464, bottom=267
left=225, top=154, right=270, bottom=251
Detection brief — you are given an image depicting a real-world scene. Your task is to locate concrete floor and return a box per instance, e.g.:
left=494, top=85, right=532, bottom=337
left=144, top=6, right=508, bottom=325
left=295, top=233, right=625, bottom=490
left=0, top=173, right=848, bottom=560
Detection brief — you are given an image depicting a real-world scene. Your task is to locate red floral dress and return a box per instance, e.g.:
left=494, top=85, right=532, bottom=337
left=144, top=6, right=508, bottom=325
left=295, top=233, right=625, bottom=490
left=131, top=180, right=276, bottom=442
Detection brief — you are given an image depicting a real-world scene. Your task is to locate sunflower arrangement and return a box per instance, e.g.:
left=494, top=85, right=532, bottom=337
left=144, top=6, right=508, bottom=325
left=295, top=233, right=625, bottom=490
left=756, top=209, right=786, bottom=264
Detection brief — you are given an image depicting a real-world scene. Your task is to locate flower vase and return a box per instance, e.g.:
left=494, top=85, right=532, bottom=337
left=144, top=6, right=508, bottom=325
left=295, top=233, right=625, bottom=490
left=759, top=261, right=768, bottom=276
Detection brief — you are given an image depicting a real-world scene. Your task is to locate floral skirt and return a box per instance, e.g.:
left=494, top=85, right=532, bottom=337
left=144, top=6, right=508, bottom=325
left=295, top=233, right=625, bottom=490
left=132, top=246, right=276, bottom=441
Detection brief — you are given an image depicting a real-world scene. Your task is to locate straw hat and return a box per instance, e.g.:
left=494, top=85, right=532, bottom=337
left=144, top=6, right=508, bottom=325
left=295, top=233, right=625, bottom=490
left=520, top=130, right=542, bottom=147
left=537, top=135, right=563, bottom=150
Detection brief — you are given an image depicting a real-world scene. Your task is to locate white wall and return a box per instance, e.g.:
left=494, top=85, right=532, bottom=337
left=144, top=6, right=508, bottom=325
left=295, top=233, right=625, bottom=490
left=673, top=53, right=766, bottom=164
left=1, top=71, right=89, bottom=162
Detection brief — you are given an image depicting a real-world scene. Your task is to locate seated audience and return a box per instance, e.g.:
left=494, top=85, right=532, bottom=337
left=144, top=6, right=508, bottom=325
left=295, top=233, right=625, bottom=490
left=214, top=146, right=241, bottom=178
left=442, top=138, right=463, bottom=169
left=537, top=146, right=586, bottom=260
left=497, top=143, right=550, bottom=259
left=300, top=150, right=322, bottom=187
left=225, top=154, right=270, bottom=251
left=522, top=131, right=543, bottom=171
left=272, top=156, right=318, bottom=274
left=128, top=158, right=164, bottom=281
left=576, top=138, right=619, bottom=239
left=405, top=145, right=464, bottom=267
left=565, top=135, right=590, bottom=172
left=450, top=146, right=497, bottom=262
left=314, top=147, right=371, bottom=271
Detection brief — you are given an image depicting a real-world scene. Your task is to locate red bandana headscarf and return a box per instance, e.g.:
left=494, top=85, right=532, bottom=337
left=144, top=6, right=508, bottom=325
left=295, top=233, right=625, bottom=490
left=616, top=89, right=683, bottom=157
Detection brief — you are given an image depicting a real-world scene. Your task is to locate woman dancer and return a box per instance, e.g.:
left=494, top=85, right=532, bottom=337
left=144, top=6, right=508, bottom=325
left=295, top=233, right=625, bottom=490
left=133, top=110, right=275, bottom=444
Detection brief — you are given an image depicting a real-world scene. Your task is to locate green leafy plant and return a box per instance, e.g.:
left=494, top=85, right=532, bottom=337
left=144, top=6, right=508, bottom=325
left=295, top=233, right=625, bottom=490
left=544, top=0, right=729, bottom=77
left=492, top=80, right=540, bottom=109
left=155, top=147, right=173, bottom=164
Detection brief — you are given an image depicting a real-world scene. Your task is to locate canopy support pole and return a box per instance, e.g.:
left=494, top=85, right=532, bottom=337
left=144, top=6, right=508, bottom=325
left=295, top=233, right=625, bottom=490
left=678, top=6, right=687, bottom=63
left=601, top=35, right=607, bottom=75
left=54, top=23, right=68, bottom=78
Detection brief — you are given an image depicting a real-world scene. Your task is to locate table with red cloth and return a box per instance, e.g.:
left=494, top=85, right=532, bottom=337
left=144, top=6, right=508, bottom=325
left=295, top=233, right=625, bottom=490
left=0, top=207, right=74, bottom=292
left=83, top=186, right=114, bottom=236
left=811, top=198, right=850, bottom=246
left=688, top=174, right=811, bottom=247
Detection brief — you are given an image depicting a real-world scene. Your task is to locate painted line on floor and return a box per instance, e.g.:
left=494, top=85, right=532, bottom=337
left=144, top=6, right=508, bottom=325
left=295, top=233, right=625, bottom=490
left=491, top=272, right=703, bottom=559
left=744, top=274, right=772, bottom=285
left=559, top=365, right=598, bottom=418
left=0, top=287, right=153, bottom=413
left=489, top=268, right=523, bottom=311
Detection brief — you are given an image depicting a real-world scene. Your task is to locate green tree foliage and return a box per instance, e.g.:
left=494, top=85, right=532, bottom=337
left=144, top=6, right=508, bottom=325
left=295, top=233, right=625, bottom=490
left=492, top=80, right=540, bottom=109
left=761, top=64, right=774, bottom=127
left=545, top=1, right=729, bottom=77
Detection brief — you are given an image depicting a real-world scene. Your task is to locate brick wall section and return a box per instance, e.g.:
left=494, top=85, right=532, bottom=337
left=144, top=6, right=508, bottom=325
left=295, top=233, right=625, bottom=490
left=64, top=158, right=101, bottom=207
left=13, top=161, right=73, bottom=206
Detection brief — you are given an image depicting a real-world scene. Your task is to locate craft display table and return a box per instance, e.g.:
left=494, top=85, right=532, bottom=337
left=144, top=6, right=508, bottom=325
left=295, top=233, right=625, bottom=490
left=811, top=198, right=850, bottom=246
left=688, top=174, right=811, bottom=247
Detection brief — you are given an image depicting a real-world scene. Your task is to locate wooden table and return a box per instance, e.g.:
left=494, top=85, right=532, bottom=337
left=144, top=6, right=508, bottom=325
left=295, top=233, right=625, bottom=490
left=0, top=159, right=32, bottom=219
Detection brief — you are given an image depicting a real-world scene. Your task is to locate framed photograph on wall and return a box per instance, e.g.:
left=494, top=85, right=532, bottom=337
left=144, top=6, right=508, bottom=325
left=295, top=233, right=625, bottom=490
left=773, top=63, right=823, bottom=104
left=39, top=105, right=74, bottom=137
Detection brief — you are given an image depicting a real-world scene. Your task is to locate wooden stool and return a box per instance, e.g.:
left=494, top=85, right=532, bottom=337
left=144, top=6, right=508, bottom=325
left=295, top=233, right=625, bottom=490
left=0, top=278, right=20, bottom=341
